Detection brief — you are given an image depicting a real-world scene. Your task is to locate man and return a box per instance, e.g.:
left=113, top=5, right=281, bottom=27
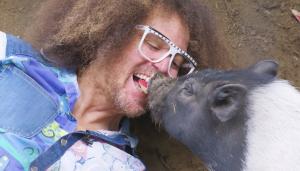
left=0, top=0, right=228, bottom=170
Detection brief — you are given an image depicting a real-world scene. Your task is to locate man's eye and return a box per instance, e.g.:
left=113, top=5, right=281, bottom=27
left=171, top=61, right=180, bottom=69
left=171, top=55, right=184, bottom=70
left=145, top=40, right=160, bottom=51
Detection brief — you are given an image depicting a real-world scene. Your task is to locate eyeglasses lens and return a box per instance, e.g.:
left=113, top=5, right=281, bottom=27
left=171, top=54, right=194, bottom=76
left=140, top=31, right=194, bottom=77
left=141, top=32, right=170, bottom=61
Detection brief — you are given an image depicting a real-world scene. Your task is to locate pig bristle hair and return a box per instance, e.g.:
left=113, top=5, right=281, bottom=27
left=172, top=103, right=176, bottom=114
left=154, top=121, right=162, bottom=131
left=152, top=116, right=162, bottom=128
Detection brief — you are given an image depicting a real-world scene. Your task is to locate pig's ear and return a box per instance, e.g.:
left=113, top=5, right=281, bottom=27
left=209, top=84, right=247, bottom=122
left=249, top=60, right=278, bottom=77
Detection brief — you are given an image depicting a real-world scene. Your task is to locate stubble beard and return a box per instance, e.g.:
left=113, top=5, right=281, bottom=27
left=103, top=52, right=147, bottom=118
left=107, top=72, right=147, bottom=118
left=112, top=87, right=147, bottom=118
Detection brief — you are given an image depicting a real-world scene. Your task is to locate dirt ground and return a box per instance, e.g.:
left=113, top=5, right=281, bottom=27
left=1, top=0, right=300, bottom=170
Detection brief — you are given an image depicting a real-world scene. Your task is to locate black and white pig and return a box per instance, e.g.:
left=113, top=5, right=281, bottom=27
left=148, top=60, right=300, bottom=171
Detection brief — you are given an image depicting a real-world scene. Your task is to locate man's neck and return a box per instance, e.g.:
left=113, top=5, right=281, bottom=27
left=73, top=68, right=123, bottom=131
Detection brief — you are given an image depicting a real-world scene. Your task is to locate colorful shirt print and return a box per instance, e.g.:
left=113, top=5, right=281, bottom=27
left=47, top=130, right=145, bottom=171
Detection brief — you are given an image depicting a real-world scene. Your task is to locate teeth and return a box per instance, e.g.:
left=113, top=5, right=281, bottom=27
left=134, top=73, right=156, bottom=91
left=134, top=73, right=156, bottom=94
left=135, top=73, right=152, bottom=82
left=140, top=84, right=148, bottom=94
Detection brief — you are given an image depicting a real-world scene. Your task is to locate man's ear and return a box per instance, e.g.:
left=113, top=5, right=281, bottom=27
left=208, top=84, right=247, bottom=122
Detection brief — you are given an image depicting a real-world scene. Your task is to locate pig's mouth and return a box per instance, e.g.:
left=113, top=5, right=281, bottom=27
left=148, top=73, right=177, bottom=123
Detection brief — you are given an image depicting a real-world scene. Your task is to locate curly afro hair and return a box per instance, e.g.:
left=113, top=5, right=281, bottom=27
left=25, top=0, right=231, bottom=73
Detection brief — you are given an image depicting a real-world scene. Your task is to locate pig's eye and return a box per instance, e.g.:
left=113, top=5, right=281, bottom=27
left=182, top=83, right=194, bottom=96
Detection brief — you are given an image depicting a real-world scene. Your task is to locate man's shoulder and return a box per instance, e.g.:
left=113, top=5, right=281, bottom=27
left=0, top=31, right=45, bottom=63
left=6, top=32, right=40, bottom=59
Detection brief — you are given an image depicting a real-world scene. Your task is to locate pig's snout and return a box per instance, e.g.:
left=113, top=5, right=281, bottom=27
left=148, top=74, right=176, bottom=123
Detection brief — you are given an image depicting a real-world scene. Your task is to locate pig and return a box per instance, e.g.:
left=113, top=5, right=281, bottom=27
left=148, top=60, right=300, bottom=171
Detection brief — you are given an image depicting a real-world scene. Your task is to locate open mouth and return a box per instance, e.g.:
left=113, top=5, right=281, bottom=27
left=133, top=73, right=152, bottom=94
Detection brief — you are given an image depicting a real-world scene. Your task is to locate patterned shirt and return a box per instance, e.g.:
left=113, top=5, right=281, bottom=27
left=46, top=130, right=145, bottom=171
left=0, top=32, right=145, bottom=171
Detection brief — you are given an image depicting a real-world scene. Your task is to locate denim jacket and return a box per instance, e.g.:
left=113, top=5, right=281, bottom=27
left=0, top=32, right=143, bottom=171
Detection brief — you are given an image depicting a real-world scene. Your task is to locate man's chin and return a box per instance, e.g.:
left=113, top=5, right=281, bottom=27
left=123, top=105, right=147, bottom=118
left=114, top=88, right=148, bottom=117
left=114, top=98, right=147, bottom=118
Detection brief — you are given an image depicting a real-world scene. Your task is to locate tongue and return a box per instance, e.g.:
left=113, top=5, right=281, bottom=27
left=138, top=79, right=148, bottom=94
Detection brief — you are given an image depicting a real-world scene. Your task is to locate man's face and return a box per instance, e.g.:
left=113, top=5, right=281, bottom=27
left=107, top=12, right=190, bottom=117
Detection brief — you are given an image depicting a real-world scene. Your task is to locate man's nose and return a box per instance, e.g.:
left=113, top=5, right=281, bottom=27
left=151, top=57, right=170, bottom=77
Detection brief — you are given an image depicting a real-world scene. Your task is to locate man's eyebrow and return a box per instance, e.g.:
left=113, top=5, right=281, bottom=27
left=148, top=26, right=170, bottom=41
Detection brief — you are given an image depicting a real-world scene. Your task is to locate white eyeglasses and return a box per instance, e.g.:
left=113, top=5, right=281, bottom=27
left=135, top=25, right=197, bottom=78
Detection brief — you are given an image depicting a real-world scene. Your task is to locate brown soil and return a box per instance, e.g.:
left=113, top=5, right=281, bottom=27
left=1, top=0, right=299, bottom=170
